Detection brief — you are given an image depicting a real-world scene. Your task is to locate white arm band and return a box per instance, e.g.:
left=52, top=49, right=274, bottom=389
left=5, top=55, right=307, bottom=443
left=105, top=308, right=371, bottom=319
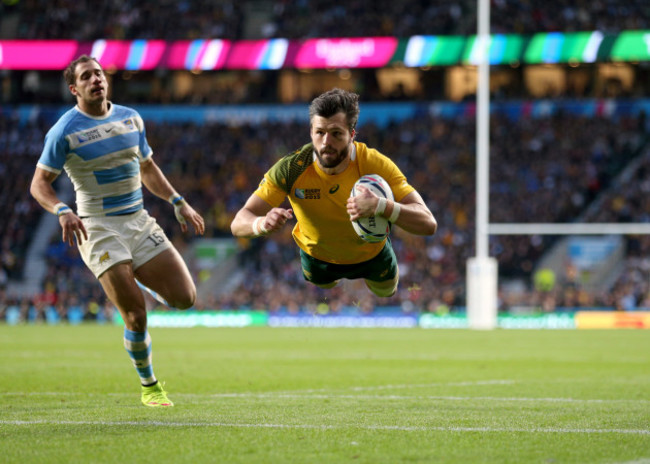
left=53, top=202, right=72, bottom=216
left=168, top=194, right=187, bottom=225
left=374, top=198, right=387, bottom=216
left=388, top=202, right=401, bottom=223
left=168, top=193, right=184, bottom=205
left=252, top=217, right=269, bottom=236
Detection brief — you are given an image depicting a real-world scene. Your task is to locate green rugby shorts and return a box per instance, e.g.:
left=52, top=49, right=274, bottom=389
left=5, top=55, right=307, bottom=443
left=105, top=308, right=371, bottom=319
left=300, top=240, right=398, bottom=285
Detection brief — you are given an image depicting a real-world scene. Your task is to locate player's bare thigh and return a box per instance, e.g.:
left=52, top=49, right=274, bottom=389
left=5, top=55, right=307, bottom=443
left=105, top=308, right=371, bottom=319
left=98, top=261, right=147, bottom=331
left=134, top=247, right=196, bottom=309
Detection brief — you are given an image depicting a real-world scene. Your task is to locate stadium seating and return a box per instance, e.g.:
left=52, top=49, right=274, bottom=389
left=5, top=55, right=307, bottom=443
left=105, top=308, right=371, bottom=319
left=2, top=0, right=648, bottom=40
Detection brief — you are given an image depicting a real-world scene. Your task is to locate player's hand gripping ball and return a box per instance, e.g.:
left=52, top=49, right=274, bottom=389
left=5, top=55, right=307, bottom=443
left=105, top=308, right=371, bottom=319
left=350, top=174, right=394, bottom=243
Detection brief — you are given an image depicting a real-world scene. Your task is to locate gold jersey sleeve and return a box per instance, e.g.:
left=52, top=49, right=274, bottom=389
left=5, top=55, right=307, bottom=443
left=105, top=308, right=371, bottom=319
left=254, top=141, right=415, bottom=265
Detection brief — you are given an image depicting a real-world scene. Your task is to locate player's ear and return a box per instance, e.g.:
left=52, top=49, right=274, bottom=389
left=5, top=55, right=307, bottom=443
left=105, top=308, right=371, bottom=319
left=351, top=129, right=356, bottom=140
left=69, top=84, right=78, bottom=97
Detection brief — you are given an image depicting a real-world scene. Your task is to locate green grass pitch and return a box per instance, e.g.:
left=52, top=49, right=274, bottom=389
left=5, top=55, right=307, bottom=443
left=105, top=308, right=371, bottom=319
left=0, top=325, right=648, bottom=463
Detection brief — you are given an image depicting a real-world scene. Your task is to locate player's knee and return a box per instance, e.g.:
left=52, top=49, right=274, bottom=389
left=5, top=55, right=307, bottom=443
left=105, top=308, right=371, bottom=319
left=370, top=286, right=397, bottom=298
left=168, top=286, right=196, bottom=310
left=122, top=309, right=147, bottom=331
left=172, top=299, right=193, bottom=310
left=366, top=279, right=398, bottom=298
left=172, top=293, right=196, bottom=310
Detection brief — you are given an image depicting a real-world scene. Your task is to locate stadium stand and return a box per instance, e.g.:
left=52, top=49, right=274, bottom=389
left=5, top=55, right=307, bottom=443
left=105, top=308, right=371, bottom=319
left=2, top=0, right=649, bottom=40
left=0, top=113, right=49, bottom=282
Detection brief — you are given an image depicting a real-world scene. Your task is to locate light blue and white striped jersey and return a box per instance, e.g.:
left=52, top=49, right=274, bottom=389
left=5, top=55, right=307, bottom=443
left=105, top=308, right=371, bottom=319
left=37, top=103, right=153, bottom=217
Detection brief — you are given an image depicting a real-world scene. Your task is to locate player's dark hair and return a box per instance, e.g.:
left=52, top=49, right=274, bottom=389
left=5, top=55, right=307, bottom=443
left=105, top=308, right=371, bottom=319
left=64, top=55, right=101, bottom=86
left=309, top=88, right=360, bottom=132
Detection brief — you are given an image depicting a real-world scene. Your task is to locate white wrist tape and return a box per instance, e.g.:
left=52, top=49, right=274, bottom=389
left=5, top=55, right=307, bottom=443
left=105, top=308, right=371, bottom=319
left=374, top=198, right=387, bottom=216
left=168, top=193, right=184, bottom=205
left=53, top=202, right=72, bottom=216
left=388, top=202, right=401, bottom=223
left=168, top=194, right=186, bottom=225
left=252, top=217, right=269, bottom=236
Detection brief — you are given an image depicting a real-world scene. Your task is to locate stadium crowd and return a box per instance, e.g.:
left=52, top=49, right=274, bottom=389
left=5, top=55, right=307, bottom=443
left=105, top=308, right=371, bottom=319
left=578, top=148, right=650, bottom=311
left=2, top=0, right=649, bottom=41
left=0, top=113, right=48, bottom=283
left=1, top=107, right=648, bottom=323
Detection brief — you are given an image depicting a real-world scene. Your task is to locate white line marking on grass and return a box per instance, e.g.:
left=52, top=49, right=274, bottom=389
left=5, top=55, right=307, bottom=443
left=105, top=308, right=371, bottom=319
left=199, top=393, right=650, bottom=405
left=2, top=392, right=647, bottom=405
left=351, top=379, right=516, bottom=391
left=0, top=420, right=648, bottom=435
left=2, top=392, right=648, bottom=405
left=0, top=379, right=513, bottom=397
left=211, top=379, right=516, bottom=396
left=610, top=460, right=650, bottom=464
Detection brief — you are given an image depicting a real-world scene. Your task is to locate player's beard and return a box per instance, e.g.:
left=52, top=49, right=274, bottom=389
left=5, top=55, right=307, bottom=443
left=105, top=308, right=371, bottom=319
left=315, top=144, right=350, bottom=169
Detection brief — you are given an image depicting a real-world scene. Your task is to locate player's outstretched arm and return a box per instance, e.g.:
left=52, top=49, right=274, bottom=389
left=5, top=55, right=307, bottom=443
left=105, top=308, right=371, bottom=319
left=231, top=194, right=293, bottom=238
left=140, top=158, right=205, bottom=235
left=30, top=167, right=88, bottom=246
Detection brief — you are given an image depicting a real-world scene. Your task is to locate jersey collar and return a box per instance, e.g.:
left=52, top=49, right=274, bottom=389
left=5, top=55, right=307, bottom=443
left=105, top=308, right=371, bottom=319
left=74, top=101, right=114, bottom=120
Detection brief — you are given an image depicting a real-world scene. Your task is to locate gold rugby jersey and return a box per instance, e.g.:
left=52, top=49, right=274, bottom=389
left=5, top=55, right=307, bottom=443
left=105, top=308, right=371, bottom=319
left=253, top=141, right=414, bottom=264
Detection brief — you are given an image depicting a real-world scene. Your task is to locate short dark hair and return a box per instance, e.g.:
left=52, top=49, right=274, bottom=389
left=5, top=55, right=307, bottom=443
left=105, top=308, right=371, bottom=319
left=309, top=88, right=360, bottom=132
left=64, top=55, right=101, bottom=86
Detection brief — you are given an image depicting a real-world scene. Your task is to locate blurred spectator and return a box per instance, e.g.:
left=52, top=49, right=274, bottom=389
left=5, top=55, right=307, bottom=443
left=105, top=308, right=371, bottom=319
left=3, top=0, right=649, bottom=41
left=0, top=113, right=49, bottom=279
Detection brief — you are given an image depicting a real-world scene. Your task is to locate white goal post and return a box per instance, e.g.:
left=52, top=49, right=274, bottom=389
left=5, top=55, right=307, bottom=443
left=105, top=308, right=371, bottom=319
left=468, top=0, right=497, bottom=329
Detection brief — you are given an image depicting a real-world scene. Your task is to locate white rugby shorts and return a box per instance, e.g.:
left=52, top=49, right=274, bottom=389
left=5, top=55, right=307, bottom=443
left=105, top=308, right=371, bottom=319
left=77, top=209, right=173, bottom=278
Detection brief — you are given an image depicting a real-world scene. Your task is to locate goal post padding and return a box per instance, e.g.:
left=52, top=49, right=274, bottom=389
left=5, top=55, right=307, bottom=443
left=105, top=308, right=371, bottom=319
left=466, top=256, right=498, bottom=330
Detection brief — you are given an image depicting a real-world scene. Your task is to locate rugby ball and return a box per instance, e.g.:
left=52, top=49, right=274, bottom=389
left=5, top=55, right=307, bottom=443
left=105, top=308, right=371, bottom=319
left=350, top=174, right=394, bottom=243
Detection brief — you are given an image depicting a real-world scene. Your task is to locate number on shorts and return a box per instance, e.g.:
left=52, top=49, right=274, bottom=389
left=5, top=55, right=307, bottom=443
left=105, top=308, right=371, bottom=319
left=146, top=232, right=165, bottom=247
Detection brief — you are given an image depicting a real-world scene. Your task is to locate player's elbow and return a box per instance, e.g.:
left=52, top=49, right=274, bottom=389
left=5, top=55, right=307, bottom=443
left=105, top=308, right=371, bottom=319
left=29, top=178, right=43, bottom=203
left=30, top=170, right=55, bottom=205
left=230, top=210, right=253, bottom=237
left=230, top=221, right=249, bottom=238
left=423, top=215, right=437, bottom=236
left=230, top=219, right=243, bottom=237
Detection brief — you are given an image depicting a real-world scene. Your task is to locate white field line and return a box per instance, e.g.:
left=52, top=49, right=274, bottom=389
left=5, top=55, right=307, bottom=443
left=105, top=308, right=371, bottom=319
left=0, top=419, right=648, bottom=435
left=611, top=460, right=650, bottom=464
left=1, top=378, right=648, bottom=404
left=275, top=379, right=517, bottom=393
left=192, top=393, right=650, bottom=404
left=0, top=379, right=513, bottom=397
left=1, top=392, right=647, bottom=405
